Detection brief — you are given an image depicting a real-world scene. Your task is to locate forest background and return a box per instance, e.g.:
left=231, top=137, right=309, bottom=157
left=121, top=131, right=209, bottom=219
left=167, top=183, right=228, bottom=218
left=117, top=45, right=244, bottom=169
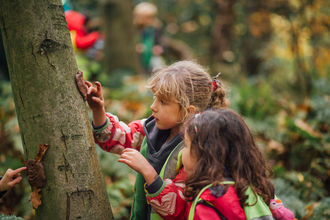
left=0, top=0, right=330, bottom=219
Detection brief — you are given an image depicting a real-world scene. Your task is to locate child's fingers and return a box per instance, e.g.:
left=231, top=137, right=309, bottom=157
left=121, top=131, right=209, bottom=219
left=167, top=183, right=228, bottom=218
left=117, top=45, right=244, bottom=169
left=12, top=167, right=27, bottom=176
left=118, top=158, right=132, bottom=166
left=8, top=176, right=23, bottom=188
left=95, top=81, right=102, bottom=91
left=92, top=97, right=104, bottom=106
left=121, top=148, right=135, bottom=154
left=87, top=86, right=97, bottom=95
left=85, top=81, right=93, bottom=88
left=118, top=158, right=127, bottom=164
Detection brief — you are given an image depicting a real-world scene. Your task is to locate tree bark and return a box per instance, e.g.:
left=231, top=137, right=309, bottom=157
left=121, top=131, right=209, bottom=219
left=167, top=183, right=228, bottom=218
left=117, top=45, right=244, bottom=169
left=0, top=0, right=113, bottom=219
left=100, top=0, right=141, bottom=75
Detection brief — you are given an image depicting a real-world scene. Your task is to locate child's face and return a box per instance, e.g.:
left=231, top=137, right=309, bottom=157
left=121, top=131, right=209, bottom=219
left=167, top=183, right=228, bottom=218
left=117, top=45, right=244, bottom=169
left=150, top=95, right=182, bottom=134
left=182, top=131, right=197, bottom=174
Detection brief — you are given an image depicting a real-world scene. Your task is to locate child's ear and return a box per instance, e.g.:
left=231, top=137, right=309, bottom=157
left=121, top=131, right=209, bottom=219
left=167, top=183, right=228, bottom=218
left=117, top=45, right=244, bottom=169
left=187, top=105, right=196, bottom=115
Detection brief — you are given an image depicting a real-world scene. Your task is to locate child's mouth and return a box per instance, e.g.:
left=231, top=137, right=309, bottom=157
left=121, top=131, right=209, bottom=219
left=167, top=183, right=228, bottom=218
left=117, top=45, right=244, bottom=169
left=153, top=115, right=159, bottom=122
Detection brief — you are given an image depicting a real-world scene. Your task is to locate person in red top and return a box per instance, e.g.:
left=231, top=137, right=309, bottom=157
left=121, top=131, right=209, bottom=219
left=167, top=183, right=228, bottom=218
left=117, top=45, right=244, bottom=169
left=65, top=10, right=102, bottom=50
left=85, top=61, right=230, bottom=220
left=120, top=109, right=280, bottom=220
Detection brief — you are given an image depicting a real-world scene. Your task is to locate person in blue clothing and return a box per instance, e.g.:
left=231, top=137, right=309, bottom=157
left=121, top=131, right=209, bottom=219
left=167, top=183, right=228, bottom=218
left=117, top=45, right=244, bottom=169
left=0, top=167, right=27, bottom=199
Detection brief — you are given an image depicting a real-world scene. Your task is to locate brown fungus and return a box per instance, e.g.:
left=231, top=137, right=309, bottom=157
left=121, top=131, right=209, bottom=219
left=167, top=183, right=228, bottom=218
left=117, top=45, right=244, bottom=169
left=26, top=159, right=46, bottom=188
left=20, top=144, right=50, bottom=209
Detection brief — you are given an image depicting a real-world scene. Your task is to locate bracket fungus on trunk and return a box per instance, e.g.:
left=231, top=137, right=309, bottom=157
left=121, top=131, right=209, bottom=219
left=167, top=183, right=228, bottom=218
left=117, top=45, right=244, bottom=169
left=20, top=144, right=50, bottom=209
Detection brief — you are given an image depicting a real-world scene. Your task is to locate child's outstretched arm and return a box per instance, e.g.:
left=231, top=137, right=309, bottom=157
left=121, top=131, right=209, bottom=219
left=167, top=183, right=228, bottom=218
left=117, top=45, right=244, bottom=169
left=118, top=148, right=157, bottom=185
left=84, top=81, right=146, bottom=154
left=85, top=81, right=107, bottom=127
left=0, top=167, right=27, bottom=198
left=120, top=149, right=190, bottom=219
left=146, top=167, right=189, bottom=220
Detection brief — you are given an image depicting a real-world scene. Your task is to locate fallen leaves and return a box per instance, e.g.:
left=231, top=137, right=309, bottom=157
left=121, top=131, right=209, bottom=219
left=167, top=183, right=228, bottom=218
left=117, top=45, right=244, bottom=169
left=294, top=119, right=322, bottom=138
left=30, top=186, right=42, bottom=209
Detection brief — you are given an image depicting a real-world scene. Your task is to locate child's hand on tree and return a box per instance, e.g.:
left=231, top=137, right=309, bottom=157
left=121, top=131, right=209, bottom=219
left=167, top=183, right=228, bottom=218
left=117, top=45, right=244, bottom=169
left=86, top=81, right=107, bottom=127
left=118, top=148, right=158, bottom=185
left=0, top=167, right=27, bottom=192
left=86, top=81, right=104, bottom=111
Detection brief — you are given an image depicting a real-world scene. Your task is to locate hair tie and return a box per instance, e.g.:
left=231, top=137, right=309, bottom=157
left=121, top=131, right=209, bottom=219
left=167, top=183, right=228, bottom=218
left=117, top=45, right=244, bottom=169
left=194, top=113, right=200, bottom=133
left=211, top=72, right=222, bottom=91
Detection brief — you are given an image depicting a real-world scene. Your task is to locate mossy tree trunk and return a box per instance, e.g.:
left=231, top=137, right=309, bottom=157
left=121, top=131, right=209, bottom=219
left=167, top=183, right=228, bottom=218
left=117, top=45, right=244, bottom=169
left=100, top=0, right=141, bottom=75
left=0, top=0, right=113, bottom=219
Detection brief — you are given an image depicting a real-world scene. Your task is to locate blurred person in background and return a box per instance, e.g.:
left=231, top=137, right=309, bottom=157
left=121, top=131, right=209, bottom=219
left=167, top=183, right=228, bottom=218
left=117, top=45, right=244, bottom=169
left=65, top=10, right=104, bottom=61
left=133, top=2, right=165, bottom=74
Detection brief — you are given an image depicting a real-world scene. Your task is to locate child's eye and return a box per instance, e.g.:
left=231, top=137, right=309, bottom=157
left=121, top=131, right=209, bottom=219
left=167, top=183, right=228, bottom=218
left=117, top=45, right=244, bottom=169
left=160, top=100, right=166, bottom=105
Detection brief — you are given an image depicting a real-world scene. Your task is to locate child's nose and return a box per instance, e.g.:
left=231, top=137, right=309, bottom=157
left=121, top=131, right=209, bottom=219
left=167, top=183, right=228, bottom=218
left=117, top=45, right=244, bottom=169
left=150, top=101, right=157, bottom=112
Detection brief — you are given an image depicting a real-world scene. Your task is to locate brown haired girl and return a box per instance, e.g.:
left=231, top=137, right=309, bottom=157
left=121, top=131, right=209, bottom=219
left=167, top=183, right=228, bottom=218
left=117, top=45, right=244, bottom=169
left=184, top=109, right=275, bottom=219
left=85, top=60, right=229, bottom=220
left=141, top=109, right=294, bottom=220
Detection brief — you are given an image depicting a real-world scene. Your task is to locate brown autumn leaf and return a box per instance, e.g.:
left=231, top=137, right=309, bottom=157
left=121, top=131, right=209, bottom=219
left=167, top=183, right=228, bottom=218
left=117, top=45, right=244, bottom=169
left=266, top=140, right=285, bottom=154
left=19, top=156, right=26, bottom=166
left=294, top=119, right=322, bottom=138
left=35, top=144, right=50, bottom=163
left=30, top=186, right=42, bottom=209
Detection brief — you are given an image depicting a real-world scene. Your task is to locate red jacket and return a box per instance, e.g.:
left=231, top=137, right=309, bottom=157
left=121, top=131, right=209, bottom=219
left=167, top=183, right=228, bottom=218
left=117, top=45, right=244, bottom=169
left=146, top=167, right=246, bottom=220
left=65, top=10, right=101, bottom=49
left=92, top=113, right=146, bottom=154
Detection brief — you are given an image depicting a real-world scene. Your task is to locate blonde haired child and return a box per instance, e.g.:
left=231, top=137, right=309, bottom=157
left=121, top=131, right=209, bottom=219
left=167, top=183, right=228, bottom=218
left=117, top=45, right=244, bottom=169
left=133, top=2, right=158, bottom=29
left=86, top=60, right=229, bottom=220
left=134, top=109, right=294, bottom=220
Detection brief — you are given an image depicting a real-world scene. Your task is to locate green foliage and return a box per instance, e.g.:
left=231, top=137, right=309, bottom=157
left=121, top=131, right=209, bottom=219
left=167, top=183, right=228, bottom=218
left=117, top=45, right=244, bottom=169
left=1, top=0, right=330, bottom=219
left=307, top=197, right=330, bottom=220
left=309, top=79, right=330, bottom=125
left=0, top=214, right=24, bottom=220
left=230, top=79, right=280, bottom=121
left=0, top=83, right=23, bottom=152
left=97, top=148, right=135, bottom=220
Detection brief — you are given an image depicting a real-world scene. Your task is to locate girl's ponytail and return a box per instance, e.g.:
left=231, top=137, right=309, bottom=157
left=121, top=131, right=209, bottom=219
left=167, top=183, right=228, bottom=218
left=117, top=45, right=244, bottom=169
left=207, top=77, right=230, bottom=109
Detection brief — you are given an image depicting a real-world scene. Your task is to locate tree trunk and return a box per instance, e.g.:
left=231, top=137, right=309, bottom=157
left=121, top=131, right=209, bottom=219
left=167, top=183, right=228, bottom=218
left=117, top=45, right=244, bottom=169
left=100, top=0, right=141, bottom=75
left=210, top=0, right=236, bottom=63
left=0, top=0, right=113, bottom=219
left=241, top=1, right=272, bottom=76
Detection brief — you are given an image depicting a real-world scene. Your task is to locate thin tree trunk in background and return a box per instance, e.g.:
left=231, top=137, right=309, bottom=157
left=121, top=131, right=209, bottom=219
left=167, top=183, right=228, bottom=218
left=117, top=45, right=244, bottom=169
left=210, top=0, right=236, bottom=63
left=100, top=0, right=141, bottom=75
left=0, top=0, right=113, bottom=219
left=242, top=1, right=272, bottom=76
left=284, top=1, right=312, bottom=99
